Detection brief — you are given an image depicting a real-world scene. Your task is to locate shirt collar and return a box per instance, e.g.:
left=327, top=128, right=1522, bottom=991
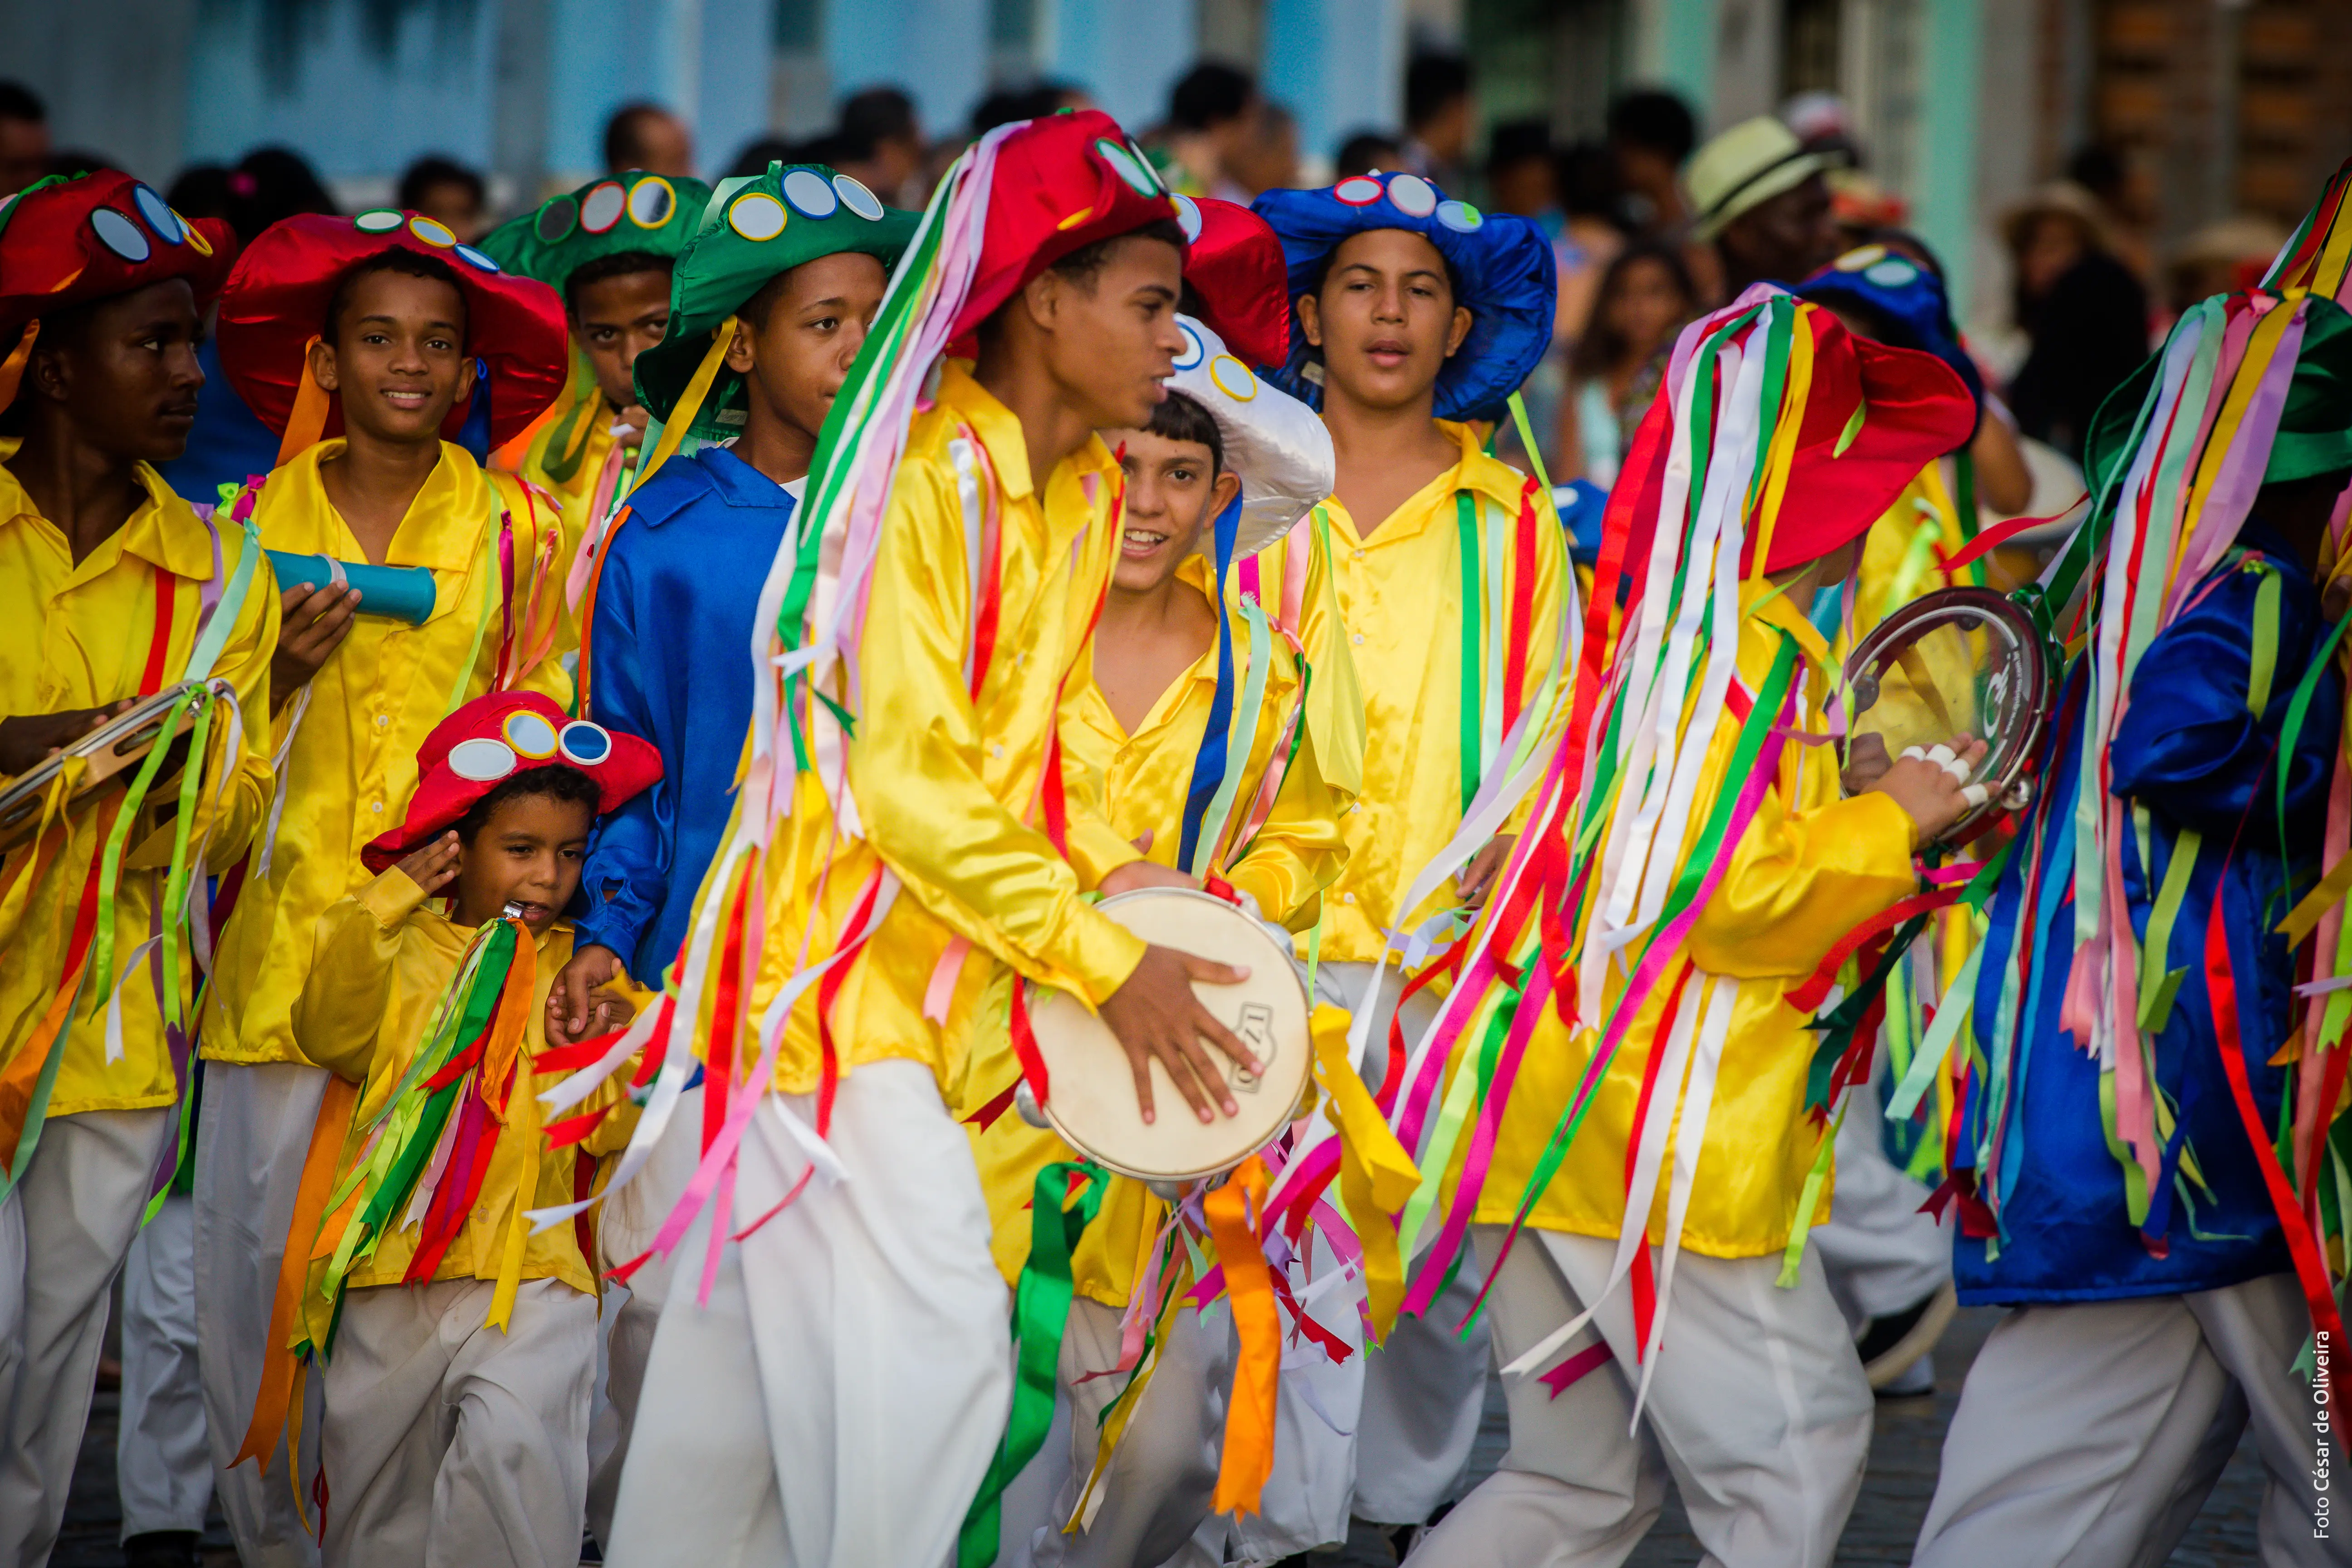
left=1322, top=419, right=1531, bottom=545
left=0, top=452, right=218, bottom=581
left=675, top=444, right=804, bottom=516
left=284, top=440, right=495, bottom=572
left=933, top=359, right=1118, bottom=510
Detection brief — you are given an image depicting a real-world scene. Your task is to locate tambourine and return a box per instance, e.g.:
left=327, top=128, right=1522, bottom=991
left=1017, top=887, right=1312, bottom=1186
left=0, top=681, right=230, bottom=851
left=1840, top=587, right=2054, bottom=846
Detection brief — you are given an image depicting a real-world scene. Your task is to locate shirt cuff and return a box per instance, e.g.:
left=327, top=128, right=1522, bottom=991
left=360, top=866, right=432, bottom=930
left=1050, top=901, right=1150, bottom=1010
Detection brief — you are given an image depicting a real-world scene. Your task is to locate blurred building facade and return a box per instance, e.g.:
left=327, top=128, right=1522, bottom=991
left=7, top=0, right=2347, bottom=332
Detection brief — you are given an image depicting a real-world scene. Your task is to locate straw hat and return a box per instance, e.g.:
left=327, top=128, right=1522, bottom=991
left=1686, top=116, right=1831, bottom=242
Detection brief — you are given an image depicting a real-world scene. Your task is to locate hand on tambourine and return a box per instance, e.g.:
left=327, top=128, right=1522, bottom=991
left=1097, top=854, right=1195, bottom=898
left=549, top=943, right=629, bottom=1046
left=271, top=582, right=362, bottom=709
left=1099, top=945, right=1261, bottom=1126
left=0, top=701, right=134, bottom=776
left=1867, top=735, right=1991, bottom=848
left=1841, top=733, right=1894, bottom=793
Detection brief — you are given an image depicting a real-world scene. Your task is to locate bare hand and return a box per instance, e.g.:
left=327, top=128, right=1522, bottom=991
left=1097, top=944, right=1259, bottom=1126
left=395, top=831, right=462, bottom=897
left=1098, top=858, right=1196, bottom=898
left=1841, top=732, right=1894, bottom=794
left=612, top=405, right=650, bottom=454
left=1867, top=735, right=1991, bottom=848
left=0, top=702, right=133, bottom=777
left=1457, top=835, right=1514, bottom=909
left=571, top=983, right=640, bottom=1043
left=270, top=583, right=361, bottom=709
left=549, top=943, right=627, bottom=1046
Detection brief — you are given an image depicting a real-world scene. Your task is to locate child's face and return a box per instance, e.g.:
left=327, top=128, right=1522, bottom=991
left=571, top=268, right=673, bottom=413
left=729, top=250, right=890, bottom=446
left=1026, top=235, right=1188, bottom=433
left=1299, top=229, right=1472, bottom=413
left=313, top=270, right=475, bottom=447
left=1104, top=429, right=1239, bottom=593
left=451, top=790, right=594, bottom=934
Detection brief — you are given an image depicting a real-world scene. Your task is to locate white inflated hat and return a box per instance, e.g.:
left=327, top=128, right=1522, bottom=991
left=1163, top=313, right=1335, bottom=559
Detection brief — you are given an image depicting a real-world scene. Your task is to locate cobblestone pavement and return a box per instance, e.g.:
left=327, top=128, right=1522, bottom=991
left=59, top=1307, right=2265, bottom=1566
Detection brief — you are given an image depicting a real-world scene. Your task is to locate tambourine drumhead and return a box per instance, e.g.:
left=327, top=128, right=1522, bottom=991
left=0, top=681, right=215, bottom=848
left=1027, top=887, right=1311, bottom=1183
left=1841, top=587, right=2051, bottom=845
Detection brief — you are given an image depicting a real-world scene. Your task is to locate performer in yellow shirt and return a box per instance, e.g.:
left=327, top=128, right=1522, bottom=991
left=194, top=208, right=571, bottom=1566
left=1250, top=172, right=1575, bottom=1546
left=1407, top=296, right=1979, bottom=1567
left=596, top=111, right=1259, bottom=1568
left=480, top=169, right=713, bottom=549
left=290, top=692, right=656, bottom=1566
left=0, top=171, right=275, bottom=1565
left=975, top=311, right=1350, bottom=1565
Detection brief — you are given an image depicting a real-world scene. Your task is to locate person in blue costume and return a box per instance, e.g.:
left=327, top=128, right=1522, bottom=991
left=1913, top=292, right=2352, bottom=1568
left=534, top=162, right=915, bottom=1550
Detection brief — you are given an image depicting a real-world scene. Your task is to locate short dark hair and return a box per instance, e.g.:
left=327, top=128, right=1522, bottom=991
left=1486, top=118, right=1551, bottom=176
left=1049, top=217, right=1189, bottom=290
left=971, top=84, right=1081, bottom=137
left=0, top=82, right=44, bottom=124
left=1557, top=140, right=1625, bottom=221
left=454, top=764, right=601, bottom=845
left=2066, top=143, right=2128, bottom=202
left=604, top=103, right=674, bottom=172
left=1405, top=54, right=1471, bottom=131
left=1607, top=89, right=1697, bottom=162
left=397, top=155, right=485, bottom=215
left=1170, top=64, right=1255, bottom=132
left=165, top=165, right=235, bottom=221
left=1334, top=131, right=1405, bottom=178
left=324, top=248, right=468, bottom=346
left=226, top=147, right=338, bottom=244
left=564, top=250, right=672, bottom=317
left=1143, top=388, right=1222, bottom=475
left=839, top=87, right=918, bottom=157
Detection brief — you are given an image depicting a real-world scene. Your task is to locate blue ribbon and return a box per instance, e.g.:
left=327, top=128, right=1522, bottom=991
left=1178, top=488, right=1246, bottom=870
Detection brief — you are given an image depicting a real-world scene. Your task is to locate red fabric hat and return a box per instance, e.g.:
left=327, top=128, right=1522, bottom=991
left=0, top=171, right=238, bottom=410
left=363, top=691, right=661, bottom=874
left=946, top=109, right=1182, bottom=343
left=215, top=210, right=569, bottom=456
left=1173, top=194, right=1288, bottom=370
left=1616, top=299, right=1976, bottom=580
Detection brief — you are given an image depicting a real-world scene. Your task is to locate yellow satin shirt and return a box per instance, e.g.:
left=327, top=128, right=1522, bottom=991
left=1318, top=422, right=1573, bottom=963
left=0, top=459, right=278, bottom=1118
left=504, top=385, right=617, bottom=557
left=742, top=362, right=1146, bottom=1096
left=1479, top=584, right=1919, bottom=1257
left=970, top=550, right=1354, bottom=1307
left=296, top=868, right=634, bottom=1299
left=202, top=442, right=574, bottom=1071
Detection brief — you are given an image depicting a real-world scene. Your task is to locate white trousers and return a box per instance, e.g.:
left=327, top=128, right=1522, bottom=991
left=194, top=1059, right=329, bottom=1568
left=1915, top=1273, right=2332, bottom=1568
left=320, top=1276, right=597, bottom=1568
left=1407, top=1226, right=1874, bottom=1568
left=605, top=1059, right=1013, bottom=1568
left=1812, top=1077, right=1950, bottom=1326
left=1001, top=1295, right=1236, bottom=1568
left=0, top=1105, right=173, bottom=1568
left=118, top=1192, right=215, bottom=1539
left=584, top=1083, right=701, bottom=1549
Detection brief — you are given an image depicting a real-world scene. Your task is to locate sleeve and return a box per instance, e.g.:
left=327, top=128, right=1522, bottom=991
left=125, top=535, right=281, bottom=872
left=572, top=542, right=665, bottom=966
left=2110, top=558, right=2342, bottom=837
left=847, top=465, right=1148, bottom=1008
left=1503, top=483, right=1577, bottom=837
left=290, top=867, right=428, bottom=1083
left=1224, top=664, right=1351, bottom=931
left=1684, top=714, right=1920, bottom=979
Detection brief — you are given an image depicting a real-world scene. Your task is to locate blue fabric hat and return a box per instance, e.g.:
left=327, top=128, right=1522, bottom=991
left=1794, top=243, right=1984, bottom=420
left=1251, top=172, right=1557, bottom=421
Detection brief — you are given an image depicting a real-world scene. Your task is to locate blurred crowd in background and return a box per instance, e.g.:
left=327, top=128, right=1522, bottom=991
left=0, top=53, right=2299, bottom=521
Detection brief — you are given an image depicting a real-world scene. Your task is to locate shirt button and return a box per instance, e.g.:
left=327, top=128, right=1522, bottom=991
left=1352, top=549, right=1365, bottom=561
left=371, top=801, right=384, bottom=814
left=1352, top=633, right=1365, bottom=645
left=1342, top=892, right=1356, bottom=905
left=374, top=714, right=389, bottom=729
left=990, top=743, right=1005, bottom=759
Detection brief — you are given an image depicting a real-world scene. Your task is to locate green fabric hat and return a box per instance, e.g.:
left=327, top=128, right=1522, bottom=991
left=478, top=171, right=715, bottom=297
left=631, top=162, right=919, bottom=440
left=2087, top=291, right=2352, bottom=499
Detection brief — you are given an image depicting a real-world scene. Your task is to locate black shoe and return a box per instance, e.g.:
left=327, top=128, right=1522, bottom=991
left=123, top=1532, right=199, bottom=1568
left=1856, top=1280, right=1957, bottom=1389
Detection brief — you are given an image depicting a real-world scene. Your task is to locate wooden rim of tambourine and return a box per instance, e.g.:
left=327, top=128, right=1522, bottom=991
left=1840, top=586, right=2053, bottom=847
left=0, top=680, right=231, bottom=848
left=1020, top=886, right=1312, bottom=1185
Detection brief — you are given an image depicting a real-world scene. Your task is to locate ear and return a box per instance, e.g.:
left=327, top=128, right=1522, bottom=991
left=1020, top=267, right=1064, bottom=335
left=1210, top=467, right=1241, bottom=519
left=1444, top=304, right=1472, bottom=359
left=723, top=321, right=757, bottom=375
left=27, top=340, right=71, bottom=405
left=453, top=353, right=479, bottom=407
left=1295, top=291, right=1323, bottom=350
left=308, top=336, right=340, bottom=394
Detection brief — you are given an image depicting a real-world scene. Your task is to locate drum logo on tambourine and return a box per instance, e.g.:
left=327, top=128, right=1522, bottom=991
left=1232, top=1004, right=1275, bottom=1093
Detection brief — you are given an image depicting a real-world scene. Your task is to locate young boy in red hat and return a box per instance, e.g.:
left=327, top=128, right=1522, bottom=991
left=0, top=170, right=276, bottom=1565
left=1406, top=294, right=1979, bottom=1567
left=288, top=690, right=656, bottom=1565
left=601, top=111, right=1263, bottom=1568
left=192, top=209, right=573, bottom=1566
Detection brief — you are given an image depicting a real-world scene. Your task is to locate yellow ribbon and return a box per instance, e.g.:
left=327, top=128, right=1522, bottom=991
left=636, top=317, right=740, bottom=489
left=1310, top=1004, right=1420, bottom=1338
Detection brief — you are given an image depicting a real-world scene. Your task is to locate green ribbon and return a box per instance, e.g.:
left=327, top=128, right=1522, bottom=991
left=958, top=1160, right=1105, bottom=1568
left=1455, top=490, right=1482, bottom=817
